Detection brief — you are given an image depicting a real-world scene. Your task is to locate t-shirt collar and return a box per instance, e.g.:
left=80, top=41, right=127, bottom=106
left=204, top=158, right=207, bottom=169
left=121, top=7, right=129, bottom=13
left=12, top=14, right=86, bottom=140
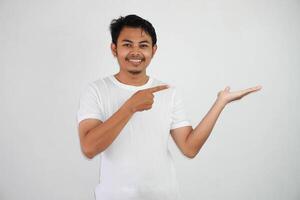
left=109, top=74, right=153, bottom=91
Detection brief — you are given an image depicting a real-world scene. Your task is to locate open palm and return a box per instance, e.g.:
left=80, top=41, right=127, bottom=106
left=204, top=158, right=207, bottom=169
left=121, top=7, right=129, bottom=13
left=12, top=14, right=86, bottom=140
left=217, top=85, right=262, bottom=104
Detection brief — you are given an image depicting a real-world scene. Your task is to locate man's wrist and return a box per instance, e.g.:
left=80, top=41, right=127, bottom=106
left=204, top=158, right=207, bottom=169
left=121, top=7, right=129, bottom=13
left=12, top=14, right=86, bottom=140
left=123, top=100, right=136, bottom=115
left=215, top=97, right=227, bottom=108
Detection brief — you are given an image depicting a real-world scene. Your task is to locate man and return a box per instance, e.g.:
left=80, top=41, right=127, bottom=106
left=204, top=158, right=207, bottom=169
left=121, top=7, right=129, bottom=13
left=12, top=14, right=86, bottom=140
left=77, top=14, right=262, bottom=200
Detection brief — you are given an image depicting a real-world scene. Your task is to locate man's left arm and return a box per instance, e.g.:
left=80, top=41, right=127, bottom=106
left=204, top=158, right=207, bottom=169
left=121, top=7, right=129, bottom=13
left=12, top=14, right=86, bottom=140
left=171, top=85, right=262, bottom=159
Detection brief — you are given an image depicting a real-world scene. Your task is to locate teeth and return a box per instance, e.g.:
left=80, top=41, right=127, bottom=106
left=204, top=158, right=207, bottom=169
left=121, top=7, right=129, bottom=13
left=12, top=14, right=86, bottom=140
left=129, top=59, right=142, bottom=62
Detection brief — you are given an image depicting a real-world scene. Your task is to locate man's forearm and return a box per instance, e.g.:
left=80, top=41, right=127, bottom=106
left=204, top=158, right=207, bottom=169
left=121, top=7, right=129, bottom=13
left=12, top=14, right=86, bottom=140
left=186, top=98, right=227, bottom=156
left=84, top=101, right=135, bottom=158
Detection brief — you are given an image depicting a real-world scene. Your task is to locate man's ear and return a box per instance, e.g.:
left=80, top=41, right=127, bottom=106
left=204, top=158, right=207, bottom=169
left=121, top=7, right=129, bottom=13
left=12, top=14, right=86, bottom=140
left=151, top=44, right=157, bottom=58
left=111, top=43, right=117, bottom=57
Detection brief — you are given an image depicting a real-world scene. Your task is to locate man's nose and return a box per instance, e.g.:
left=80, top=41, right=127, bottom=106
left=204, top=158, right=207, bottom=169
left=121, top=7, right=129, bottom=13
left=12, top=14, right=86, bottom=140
left=132, top=45, right=141, bottom=52
left=130, top=46, right=142, bottom=55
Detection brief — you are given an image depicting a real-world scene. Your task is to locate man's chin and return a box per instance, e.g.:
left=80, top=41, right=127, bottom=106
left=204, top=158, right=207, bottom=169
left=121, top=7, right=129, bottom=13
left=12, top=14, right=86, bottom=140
left=128, top=70, right=142, bottom=75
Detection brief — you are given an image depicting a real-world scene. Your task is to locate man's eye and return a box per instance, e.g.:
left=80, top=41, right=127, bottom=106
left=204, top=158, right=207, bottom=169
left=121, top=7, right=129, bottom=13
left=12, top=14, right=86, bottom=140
left=140, top=44, right=148, bottom=48
left=123, top=44, right=131, bottom=47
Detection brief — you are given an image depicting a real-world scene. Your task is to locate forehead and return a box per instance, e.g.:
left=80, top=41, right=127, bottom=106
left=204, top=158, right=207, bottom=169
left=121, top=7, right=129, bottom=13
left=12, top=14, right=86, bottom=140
left=118, top=27, right=152, bottom=43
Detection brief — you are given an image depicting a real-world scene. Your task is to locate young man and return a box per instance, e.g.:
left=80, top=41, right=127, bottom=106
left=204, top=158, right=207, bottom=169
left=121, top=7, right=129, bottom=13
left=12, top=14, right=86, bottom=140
left=77, top=14, right=262, bottom=200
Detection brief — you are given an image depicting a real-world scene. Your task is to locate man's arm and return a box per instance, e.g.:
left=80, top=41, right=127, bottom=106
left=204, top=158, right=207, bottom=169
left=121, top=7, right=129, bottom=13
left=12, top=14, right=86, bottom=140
left=78, top=84, right=169, bottom=159
left=171, top=98, right=226, bottom=158
left=171, top=85, right=262, bottom=159
left=78, top=101, right=134, bottom=159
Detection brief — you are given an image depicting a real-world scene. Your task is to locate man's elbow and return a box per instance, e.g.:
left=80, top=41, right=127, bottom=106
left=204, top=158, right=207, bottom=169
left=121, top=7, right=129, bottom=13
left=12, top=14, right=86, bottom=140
left=183, top=150, right=198, bottom=159
left=185, top=154, right=196, bottom=159
left=82, top=149, right=94, bottom=159
left=81, top=144, right=97, bottom=159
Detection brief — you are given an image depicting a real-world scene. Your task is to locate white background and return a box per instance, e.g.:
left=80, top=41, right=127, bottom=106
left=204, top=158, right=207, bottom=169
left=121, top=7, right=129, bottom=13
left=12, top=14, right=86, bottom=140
left=1, top=0, right=299, bottom=199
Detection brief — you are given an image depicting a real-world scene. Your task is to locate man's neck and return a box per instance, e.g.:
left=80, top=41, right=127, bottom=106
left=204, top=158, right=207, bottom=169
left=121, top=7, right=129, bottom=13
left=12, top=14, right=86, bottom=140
left=114, top=71, right=149, bottom=86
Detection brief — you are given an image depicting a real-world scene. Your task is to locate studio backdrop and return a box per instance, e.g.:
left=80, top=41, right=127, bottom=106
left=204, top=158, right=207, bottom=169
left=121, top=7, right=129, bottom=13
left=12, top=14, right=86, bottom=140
left=0, top=0, right=299, bottom=199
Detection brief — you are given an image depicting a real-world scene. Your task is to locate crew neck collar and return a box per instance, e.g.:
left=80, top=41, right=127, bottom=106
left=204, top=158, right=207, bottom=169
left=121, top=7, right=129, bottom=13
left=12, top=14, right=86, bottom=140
left=109, top=74, right=153, bottom=91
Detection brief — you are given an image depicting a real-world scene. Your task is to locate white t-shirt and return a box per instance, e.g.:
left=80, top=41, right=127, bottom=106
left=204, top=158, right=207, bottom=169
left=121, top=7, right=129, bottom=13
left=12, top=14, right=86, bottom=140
left=77, top=74, right=191, bottom=200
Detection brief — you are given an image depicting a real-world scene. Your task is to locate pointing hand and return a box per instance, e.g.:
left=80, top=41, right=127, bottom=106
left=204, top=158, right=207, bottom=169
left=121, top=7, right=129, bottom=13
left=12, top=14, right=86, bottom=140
left=125, top=85, right=169, bottom=113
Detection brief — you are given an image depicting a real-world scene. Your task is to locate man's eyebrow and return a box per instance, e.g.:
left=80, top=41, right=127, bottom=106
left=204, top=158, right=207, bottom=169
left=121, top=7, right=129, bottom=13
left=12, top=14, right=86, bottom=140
left=121, top=39, right=133, bottom=43
left=139, top=40, right=150, bottom=44
left=121, top=39, right=150, bottom=44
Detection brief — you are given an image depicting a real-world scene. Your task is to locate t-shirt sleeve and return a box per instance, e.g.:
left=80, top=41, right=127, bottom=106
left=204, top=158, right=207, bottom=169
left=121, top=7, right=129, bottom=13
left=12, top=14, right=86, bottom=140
left=170, top=87, right=191, bottom=130
left=77, top=83, right=105, bottom=124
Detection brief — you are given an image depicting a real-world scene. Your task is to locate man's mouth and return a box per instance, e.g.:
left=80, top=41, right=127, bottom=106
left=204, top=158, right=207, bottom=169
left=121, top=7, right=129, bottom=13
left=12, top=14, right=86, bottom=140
left=127, top=58, right=144, bottom=65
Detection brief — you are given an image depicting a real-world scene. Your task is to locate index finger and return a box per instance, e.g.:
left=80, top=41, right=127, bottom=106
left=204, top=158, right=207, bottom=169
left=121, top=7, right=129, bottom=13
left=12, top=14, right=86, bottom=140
left=146, top=85, right=169, bottom=93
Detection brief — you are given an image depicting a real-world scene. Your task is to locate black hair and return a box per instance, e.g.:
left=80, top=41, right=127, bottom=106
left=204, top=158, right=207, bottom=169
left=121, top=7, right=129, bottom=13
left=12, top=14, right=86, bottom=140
left=109, top=14, right=157, bottom=47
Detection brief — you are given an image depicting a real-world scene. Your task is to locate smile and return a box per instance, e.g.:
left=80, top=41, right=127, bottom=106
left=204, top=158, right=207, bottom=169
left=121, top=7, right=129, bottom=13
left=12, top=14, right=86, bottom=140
left=128, top=59, right=143, bottom=65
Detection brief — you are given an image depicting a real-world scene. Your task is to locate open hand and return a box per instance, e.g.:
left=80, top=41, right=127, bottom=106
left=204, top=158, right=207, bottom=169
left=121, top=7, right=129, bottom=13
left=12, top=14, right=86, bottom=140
left=217, top=85, right=262, bottom=105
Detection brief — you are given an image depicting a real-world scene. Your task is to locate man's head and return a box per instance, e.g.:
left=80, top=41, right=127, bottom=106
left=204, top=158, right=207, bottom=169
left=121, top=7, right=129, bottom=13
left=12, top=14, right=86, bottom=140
left=109, top=14, right=157, bottom=76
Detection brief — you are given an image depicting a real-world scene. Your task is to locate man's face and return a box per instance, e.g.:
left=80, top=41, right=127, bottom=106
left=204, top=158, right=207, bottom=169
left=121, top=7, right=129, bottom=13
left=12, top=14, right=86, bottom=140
left=111, top=27, right=157, bottom=75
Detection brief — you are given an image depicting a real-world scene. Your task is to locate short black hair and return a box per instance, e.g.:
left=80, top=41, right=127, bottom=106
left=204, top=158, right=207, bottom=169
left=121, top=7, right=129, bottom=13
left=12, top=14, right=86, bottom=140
left=109, top=14, right=157, bottom=46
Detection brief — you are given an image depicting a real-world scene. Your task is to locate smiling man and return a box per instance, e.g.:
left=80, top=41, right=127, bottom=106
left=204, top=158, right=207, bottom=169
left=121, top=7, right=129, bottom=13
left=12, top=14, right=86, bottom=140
left=76, top=14, right=262, bottom=200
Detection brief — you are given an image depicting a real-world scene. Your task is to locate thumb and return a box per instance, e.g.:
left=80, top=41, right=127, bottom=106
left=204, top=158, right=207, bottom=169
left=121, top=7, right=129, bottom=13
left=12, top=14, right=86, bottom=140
left=225, top=86, right=230, bottom=91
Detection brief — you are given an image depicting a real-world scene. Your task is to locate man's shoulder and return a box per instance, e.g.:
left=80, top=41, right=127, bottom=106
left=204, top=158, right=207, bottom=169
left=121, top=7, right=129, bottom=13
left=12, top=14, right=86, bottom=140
left=90, top=75, right=112, bottom=89
left=79, top=75, right=111, bottom=97
left=93, top=75, right=110, bottom=84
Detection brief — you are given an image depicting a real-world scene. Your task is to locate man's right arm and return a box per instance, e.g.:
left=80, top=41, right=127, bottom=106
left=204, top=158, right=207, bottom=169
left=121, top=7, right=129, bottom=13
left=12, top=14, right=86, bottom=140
left=78, top=84, right=169, bottom=159
left=78, top=100, right=134, bottom=159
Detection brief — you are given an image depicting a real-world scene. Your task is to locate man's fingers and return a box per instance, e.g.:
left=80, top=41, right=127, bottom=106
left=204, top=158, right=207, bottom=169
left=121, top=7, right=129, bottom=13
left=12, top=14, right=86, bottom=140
left=239, top=85, right=262, bottom=96
left=146, top=85, right=169, bottom=93
left=244, top=85, right=262, bottom=93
